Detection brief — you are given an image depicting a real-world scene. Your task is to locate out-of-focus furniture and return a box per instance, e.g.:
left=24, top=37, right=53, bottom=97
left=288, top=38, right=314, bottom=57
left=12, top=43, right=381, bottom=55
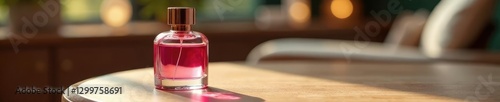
left=246, top=38, right=500, bottom=64
left=63, top=61, right=500, bottom=101
left=385, top=10, right=428, bottom=47
left=247, top=0, right=499, bottom=64
left=247, top=38, right=429, bottom=64
left=422, top=0, right=496, bottom=57
left=0, top=48, right=51, bottom=102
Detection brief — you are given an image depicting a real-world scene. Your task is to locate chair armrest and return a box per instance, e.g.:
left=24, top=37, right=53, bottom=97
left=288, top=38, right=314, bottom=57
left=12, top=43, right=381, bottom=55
left=246, top=38, right=430, bottom=64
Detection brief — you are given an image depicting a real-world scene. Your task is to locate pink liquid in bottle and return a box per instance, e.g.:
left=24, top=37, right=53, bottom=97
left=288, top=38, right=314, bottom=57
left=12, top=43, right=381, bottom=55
left=155, top=44, right=207, bottom=79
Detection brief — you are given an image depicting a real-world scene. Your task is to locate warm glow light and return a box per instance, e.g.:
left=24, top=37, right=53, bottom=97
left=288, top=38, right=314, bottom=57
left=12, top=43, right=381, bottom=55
left=289, top=1, right=310, bottom=24
left=101, top=0, right=132, bottom=27
left=330, top=0, right=353, bottom=19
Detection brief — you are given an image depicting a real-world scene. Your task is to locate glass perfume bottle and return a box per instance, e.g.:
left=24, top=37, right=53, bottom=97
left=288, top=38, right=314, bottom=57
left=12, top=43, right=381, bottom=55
left=154, top=7, right=208, bottom=90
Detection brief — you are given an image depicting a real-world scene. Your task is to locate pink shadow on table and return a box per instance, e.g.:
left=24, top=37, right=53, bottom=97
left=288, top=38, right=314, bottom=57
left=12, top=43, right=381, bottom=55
left=159, top=87, right=264, bottom=102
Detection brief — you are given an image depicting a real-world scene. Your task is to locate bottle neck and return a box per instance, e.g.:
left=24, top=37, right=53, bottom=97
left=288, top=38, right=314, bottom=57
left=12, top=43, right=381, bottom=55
left=170, top=25, right=192, bottom=31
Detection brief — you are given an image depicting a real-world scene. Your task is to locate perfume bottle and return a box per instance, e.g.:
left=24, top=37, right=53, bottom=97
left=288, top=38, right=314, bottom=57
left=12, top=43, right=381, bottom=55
left=154, top=7, right=208, bottom=90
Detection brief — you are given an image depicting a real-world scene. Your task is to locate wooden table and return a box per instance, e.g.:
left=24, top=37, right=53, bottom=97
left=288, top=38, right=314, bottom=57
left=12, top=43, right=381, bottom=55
left=62, top=61, right=500, bottom=102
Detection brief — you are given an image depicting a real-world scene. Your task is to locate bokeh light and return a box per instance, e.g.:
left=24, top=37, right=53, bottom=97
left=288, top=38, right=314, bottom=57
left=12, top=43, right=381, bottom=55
left=289, top=1, right=310, bottom=24
left=100, top=0, right=132, bottom=27
left=330, top=0, right=353, bottom=19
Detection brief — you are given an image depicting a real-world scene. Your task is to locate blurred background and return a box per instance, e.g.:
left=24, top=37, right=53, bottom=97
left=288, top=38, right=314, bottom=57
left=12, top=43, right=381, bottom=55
left=1, top=0, right=500, bottom=101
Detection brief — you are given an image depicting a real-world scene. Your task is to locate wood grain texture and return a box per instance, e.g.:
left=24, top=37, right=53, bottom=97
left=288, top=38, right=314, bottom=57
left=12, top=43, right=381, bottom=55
left=62, top=61, right=500, bottom=102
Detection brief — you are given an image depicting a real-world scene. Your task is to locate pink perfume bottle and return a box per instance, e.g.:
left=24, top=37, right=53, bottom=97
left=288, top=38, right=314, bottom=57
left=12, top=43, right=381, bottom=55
left=154, top=7, right=208, bottom=90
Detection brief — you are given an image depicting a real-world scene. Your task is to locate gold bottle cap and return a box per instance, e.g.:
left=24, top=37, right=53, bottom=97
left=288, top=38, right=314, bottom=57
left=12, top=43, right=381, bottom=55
left=167, top=7, right=195, bottom=25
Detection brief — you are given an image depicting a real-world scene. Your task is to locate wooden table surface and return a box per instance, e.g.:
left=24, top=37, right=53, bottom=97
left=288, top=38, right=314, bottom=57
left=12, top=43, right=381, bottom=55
left=62, top=61, right=500, bottom=102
